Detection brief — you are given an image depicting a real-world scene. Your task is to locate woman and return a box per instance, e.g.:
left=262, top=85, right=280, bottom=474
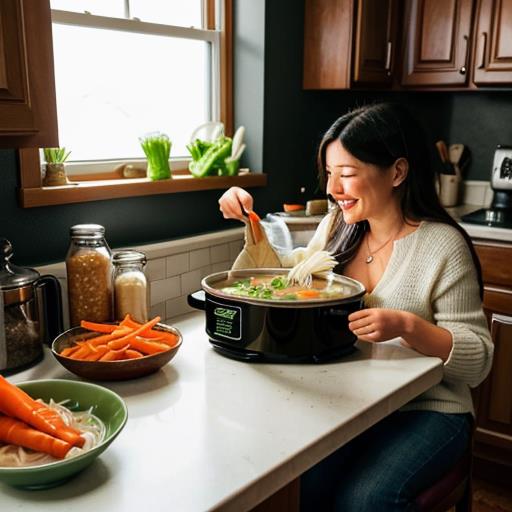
left=218, top=103, right=493, bottom=511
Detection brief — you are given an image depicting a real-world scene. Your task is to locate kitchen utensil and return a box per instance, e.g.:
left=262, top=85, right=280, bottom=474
left=461, top=145, right=512, bottom=228
left=448, top=143, right=464, bottom=178
left=0, top=379, right=127, bottom=489
left=52, top=322, right=182, bottom=381
left=187, top=269, right=365, bottom=363
left=0, top=239, right=63, bottom=375
left=435, top=140, right=455, bottom=175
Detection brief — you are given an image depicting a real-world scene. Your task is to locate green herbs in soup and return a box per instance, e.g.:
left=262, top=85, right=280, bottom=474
left=218, top=275, right=351, bottom=301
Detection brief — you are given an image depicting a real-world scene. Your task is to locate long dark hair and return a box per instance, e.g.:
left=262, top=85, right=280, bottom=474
left=318, top=103, right=483, bottom=297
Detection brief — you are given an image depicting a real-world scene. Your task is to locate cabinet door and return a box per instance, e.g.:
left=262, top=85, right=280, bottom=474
left=401, top=0, right=474, bottom=86
left=0, top=0, right=58, bottom=147
left=303, top=0, right=354, bottom=89
left=472, top=0, right=512, bottom=85
left=353, top=0, right=399, bottom=86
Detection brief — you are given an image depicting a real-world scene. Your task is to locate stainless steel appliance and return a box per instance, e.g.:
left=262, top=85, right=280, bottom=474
left=462, top=145, right=512, bottom=228
left=0, top=239, right=63, bottom=375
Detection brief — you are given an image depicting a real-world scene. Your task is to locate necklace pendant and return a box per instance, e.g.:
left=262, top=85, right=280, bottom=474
left=366, top=255, right=374, bottom=264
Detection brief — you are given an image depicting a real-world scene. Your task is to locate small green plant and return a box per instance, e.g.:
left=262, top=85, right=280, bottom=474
left=43, top=147, right=71, bottom=164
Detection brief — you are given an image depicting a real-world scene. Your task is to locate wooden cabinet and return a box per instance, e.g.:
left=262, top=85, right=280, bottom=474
left=0, top=0, right=58, bottom=148
left=472, top=0, right=512, bottom=85
left=473, top=241, right=512, bottom=482
left=303, top=0, right=399, bottom=89
left=401, top=0, right=474, bottom=87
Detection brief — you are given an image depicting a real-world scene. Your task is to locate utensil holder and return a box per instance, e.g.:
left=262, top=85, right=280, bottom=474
left=439, top=174, right=461, bottom=208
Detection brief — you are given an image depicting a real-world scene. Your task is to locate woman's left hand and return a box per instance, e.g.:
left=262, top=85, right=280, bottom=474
left=348, top=308, right=410, bottom=342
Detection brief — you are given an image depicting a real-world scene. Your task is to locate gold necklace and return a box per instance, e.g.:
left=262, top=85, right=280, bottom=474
left=365, top=225, right=403, bottom=264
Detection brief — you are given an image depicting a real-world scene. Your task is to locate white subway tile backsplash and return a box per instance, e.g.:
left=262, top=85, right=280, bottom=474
left=181, top=269, right=203, bottom=296
left=190, top=248, right=210, bottom=270
left=211, top=260, right=232, bottom=273
left=146, top=258, right=166, bottom=281
left=166, top=252, right=189, bottom=277
left=150, top=276, right=181, bottom=305
left=150, top=302, right=166, bottom=320
left=166, top=296, right=194, bottom=320
left=210, top=243, right=230, bottom=263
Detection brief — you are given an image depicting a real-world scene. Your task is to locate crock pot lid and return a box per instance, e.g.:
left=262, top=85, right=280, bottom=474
left=0, top=238, right=40, bottom=290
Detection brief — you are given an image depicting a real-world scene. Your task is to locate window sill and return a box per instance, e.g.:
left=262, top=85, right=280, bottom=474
left=19, top=172, right=267, bottom=208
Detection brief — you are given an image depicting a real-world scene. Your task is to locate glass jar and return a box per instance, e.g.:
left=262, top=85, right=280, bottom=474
left=113, top=250, right=148, bottom=324
left=66, top=224, right=113, bottom=327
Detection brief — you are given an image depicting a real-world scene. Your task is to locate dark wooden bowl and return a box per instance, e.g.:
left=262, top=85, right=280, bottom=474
left=51, top=323, right=182, bottom=381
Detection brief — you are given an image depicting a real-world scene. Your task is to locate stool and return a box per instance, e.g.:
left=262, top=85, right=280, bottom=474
left=414, top=447, right=472, bottom=512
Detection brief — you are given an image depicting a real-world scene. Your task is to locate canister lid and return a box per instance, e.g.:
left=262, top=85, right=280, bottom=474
left=112, top=250, right=147, bottom=266
left=70, top=224, right=105, bottom=239
left=0, top=238, right=40, bottom=290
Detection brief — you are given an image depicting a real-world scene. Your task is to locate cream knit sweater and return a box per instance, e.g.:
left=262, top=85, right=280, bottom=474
left=280, top=214, right=493, bottom=415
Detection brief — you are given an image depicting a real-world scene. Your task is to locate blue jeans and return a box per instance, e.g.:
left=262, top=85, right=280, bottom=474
left=300, top=410, right=472, bottom=512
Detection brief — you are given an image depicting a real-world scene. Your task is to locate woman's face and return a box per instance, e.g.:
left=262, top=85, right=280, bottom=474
left=325, top=140, right=399, bottom=225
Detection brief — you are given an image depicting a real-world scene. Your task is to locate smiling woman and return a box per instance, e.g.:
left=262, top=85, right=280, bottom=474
left=15, top=0, right=269, bottom=208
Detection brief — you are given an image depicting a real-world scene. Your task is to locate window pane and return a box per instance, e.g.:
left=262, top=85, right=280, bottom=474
left=52, top=24, right=209, bottom=161
left=50, top=0, right=125, bottom=18
left=130, top=0, right=202, bottom=28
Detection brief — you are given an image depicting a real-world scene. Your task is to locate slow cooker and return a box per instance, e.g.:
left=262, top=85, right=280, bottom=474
left=187, top=268, right=365, bottom=363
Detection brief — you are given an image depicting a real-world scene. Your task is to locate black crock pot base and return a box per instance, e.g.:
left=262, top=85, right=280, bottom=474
left=209, top=339, right=357, bottom=364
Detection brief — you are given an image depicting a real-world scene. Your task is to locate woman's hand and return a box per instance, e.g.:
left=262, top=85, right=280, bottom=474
left=218, top=187, right=254, bottom=221
left=348, top=308, right=411, bottom=343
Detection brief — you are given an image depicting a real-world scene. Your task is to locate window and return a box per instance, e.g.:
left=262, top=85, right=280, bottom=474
left=49, top=0, right=220, bottom=175
left=18, top=0, right=266, bottom=208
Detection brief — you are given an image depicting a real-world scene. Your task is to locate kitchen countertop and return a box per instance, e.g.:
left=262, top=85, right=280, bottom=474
left=447, top=205, right=512, bottom=243
left=3, top=312, right=443, bottom=512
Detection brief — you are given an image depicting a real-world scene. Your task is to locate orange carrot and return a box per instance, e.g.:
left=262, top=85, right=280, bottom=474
left=82, top=344, right=109, bottom=361
left=0, top=415, right=73, bottom=459
left=156, top=332, right=179, bottom=347
left=119, top=315, right=179, bottom=346
left=107, top=316, right=161, bottom=350
left=0, top=376, right=84, bottom=448
left=80, top=320, right=118, bottom=333
left=125, top=349, right=144, bottom=359
left=296, top=289, right=321, bottom=299
left=247, top=210, right=264, bottom=244
left=99, top=344, right=129, bottom=361
left=123, top=337, right=169, bottom=355
left=60, top=345, right=81, bottom=357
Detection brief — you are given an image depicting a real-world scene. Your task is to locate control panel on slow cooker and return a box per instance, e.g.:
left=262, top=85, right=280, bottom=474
left=499, top=157, right=512, bottom=180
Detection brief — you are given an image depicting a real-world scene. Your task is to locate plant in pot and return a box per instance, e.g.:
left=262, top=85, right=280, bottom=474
left=42, top=147, right=71, bottom=186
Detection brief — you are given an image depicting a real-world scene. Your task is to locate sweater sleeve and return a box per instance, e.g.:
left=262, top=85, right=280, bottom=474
left=279, top=212, right=334, bottom=267
left=432, top=232, right=493, bottom=388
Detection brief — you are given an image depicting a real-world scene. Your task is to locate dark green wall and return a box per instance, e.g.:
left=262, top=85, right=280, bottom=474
left=2, top=0, right=512, bottom=266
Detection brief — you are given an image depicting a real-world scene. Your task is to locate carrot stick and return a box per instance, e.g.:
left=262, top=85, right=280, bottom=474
left=247, top=210, right=264, bottom=244
left=99, top=344, right=130, bottom=361
left=107, top=316, right=161, bottom=350
left=120, top=316, right=179, bottom=345
left=82, top=345, right=109, bottom=361
left=80, top=320, right=118, bottom=333
left=124, top=337, right=169, bottom=355
left=0, top=376, right=84, bottom=448
left=125, top=349, right=144, bottom=359
left=60, top=345, right=81, bottom=357
left=0, top=415, right=73, bottom=459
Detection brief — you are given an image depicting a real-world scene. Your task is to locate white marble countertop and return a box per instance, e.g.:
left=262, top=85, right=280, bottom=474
left=3, top=312, right=443, bottom=512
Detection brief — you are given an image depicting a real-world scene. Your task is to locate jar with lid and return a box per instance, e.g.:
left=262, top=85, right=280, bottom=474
left=112, top=250, right=148, bottom=323
left=66, top=224, right=113, bottom=327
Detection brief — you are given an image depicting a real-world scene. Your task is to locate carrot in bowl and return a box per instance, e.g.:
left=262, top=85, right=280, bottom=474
left=0, top=415, right=73, bottom=459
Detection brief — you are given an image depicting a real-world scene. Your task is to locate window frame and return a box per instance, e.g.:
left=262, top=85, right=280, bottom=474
left=17, top=0, right=267, bottom=208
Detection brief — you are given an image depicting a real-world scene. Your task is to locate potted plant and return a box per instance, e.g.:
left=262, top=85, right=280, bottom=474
left=42, top=147, right=71, bottom=186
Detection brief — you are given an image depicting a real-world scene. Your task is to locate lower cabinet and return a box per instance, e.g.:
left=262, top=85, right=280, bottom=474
left=473, top=241, right=512, bottom=484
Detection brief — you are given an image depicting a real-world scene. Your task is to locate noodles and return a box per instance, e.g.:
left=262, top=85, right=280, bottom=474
left=287, top=250, right=337, bottom=288
left=0, top=399, right=105, bottom=468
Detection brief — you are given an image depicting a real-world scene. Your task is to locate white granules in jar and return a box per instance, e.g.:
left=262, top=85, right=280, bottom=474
left=67, top=251, right=113, bottom=326
left=114, top=271, right=148, bottom=324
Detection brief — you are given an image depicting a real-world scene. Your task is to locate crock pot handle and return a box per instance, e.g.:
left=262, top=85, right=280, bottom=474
left=187, top=290, right=206, bottom=311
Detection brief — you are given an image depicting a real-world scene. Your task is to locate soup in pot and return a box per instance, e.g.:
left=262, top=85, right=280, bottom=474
left=215, top=274, right=353, bottom=301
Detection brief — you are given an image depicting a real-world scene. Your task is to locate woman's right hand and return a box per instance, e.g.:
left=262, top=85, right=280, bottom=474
left=218, top=187, right=254, bottom=221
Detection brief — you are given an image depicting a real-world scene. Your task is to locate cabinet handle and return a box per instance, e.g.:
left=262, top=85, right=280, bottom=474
left=459, top=35, right=469, bottom=75
left=385, top=41, right=392, bottom=75
left=478, top=32, right=487, bottom=69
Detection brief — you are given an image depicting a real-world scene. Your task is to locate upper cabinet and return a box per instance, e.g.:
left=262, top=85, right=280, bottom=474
left=401, top=0, right=474, bottom=87
left=303, top=0, right=399, bottom=89
left=0, top=0, right=58, bottom=148
left=472, top=0, right=512, bottom=85
left=303, top=0, right=512, bottom=90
